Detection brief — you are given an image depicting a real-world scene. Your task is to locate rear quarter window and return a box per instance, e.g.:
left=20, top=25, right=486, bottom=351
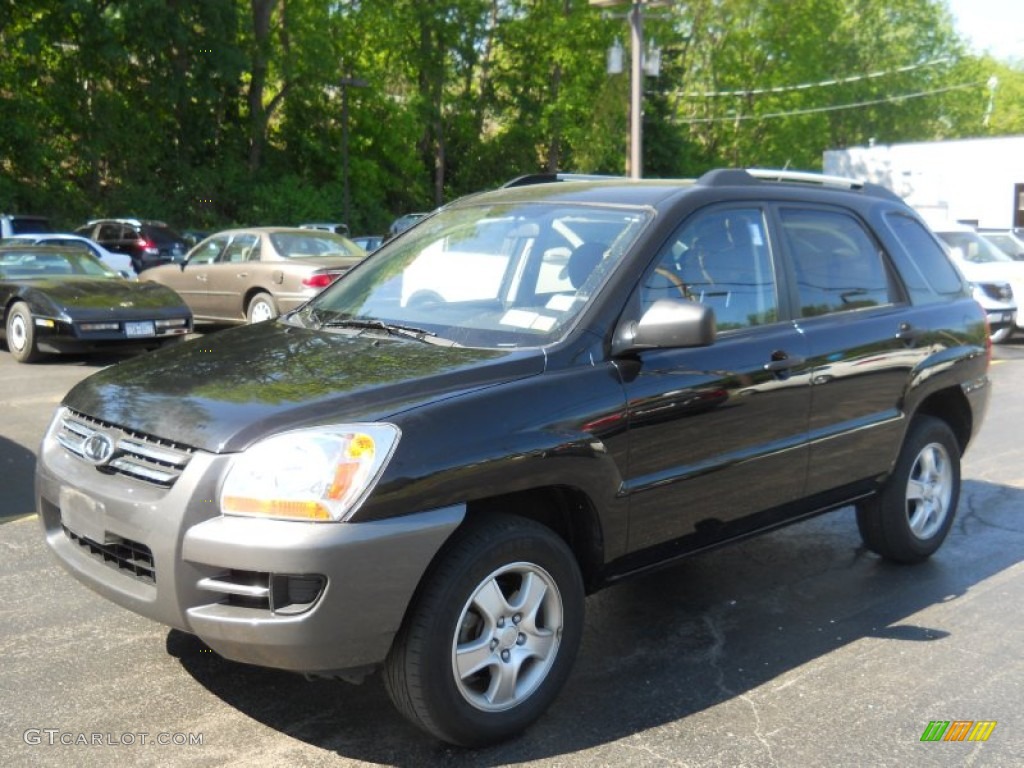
left=883, top=213, right=965, bottom=301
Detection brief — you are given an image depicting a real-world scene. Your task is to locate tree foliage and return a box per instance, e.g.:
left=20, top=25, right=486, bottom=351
left=0, top=0, right=1020, bottom=234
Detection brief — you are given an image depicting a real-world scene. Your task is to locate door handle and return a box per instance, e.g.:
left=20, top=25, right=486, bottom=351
left=196, top=274, right=208, bottom=282
left=896, top=322, right=922, bottom=341
left=236, top=272, right=248, bottom=278
left=763, top=353, right=805, bottom=372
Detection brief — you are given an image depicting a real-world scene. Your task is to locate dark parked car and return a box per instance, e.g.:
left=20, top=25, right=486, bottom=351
left=37, top=170, right=990, bottom=746
left=1, top=245, right=192, bottom=362
left=1, top=213, right=53, bottom=238
left=76, top=218, right=188, bottom=273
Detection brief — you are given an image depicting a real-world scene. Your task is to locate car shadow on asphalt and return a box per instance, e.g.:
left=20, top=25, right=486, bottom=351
left=166, top=478, right=1024, bottom=764
left=0, top=435, right=36, bottom=523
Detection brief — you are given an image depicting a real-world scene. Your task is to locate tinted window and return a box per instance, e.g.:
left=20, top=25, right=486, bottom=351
left=98, top=223, right=121, bottom=240
left=145, top=225, right=184, bottom=245
left=884, top=213, right=964, bottom=299
left=9, top=217, right=52, bottom=235
left=781, top=208, right=894, bottom=317
left=642, top=208, right=778, bottom=330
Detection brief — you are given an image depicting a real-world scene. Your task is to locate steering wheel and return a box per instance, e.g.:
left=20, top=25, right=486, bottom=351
left=653, top=267, right=691, bottom=300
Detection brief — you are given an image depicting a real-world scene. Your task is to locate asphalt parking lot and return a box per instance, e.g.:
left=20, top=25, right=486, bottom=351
left=1, top=332, right=1022, bottom=767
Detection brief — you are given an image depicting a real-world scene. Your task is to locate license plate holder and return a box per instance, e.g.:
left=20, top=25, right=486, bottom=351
left=59, top=487, right=107, bottom=543
left=124, top=321, right=155, bottom=337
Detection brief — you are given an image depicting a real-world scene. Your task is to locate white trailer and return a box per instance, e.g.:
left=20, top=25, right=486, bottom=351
left=823, top=136, right=1024, bottom=229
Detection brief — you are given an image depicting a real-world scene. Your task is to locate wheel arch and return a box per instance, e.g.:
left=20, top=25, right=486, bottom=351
left=912, top=385, right=974, bottom=455
left=459, top=485, right=607, bottom=593
left=243, top=286, right=276, bottom=311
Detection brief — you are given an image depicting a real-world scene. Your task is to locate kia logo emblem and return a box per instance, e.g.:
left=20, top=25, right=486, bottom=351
left=81, top=433, right=115, bottom=466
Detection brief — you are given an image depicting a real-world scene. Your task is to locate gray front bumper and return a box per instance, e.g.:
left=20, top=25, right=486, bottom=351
left=36, top=409, right=464, bottom=674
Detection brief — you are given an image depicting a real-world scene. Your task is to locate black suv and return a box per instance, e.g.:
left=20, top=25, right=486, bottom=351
left=0, top=213, right=52, bottom=238
left=38, top=170, right=990, bottom=746
left=76, top=218, right=188, bottom=273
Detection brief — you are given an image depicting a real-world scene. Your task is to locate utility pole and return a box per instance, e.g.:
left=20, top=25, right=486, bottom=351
left=591, top=1, right=670, bottom=179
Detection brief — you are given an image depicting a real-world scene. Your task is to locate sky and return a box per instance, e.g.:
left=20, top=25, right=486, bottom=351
left=945, top=0, right=1024, bottom=61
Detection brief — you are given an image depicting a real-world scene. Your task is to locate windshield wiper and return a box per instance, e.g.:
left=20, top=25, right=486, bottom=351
left=321, top=317, right=440, bottom=343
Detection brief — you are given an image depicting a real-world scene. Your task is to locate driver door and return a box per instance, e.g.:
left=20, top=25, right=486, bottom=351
left=622, top=207, right=813, bottom=554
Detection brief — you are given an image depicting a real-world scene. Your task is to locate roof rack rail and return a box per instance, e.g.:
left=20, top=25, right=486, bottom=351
left=697, top=168, right=902, bottom=202
left=746, top=168, right=865, bottom=189
left=502, top=172, right=625, bottom=188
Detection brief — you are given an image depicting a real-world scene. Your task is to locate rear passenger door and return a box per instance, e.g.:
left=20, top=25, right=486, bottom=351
left=622, top=206, right=813, bottom=553
left=204, top=233, right=260, bottom=320
left=776, top=205, right=925, bottom=496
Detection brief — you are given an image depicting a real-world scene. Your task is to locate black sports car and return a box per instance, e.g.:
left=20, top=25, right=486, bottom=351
left=0, top=245, right=192, bottom=363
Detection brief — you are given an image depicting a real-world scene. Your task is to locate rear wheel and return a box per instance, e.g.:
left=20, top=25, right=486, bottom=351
left=246, top=292, right=277, bottom=323
left=6, top=302, right=42, bottom=363
left=384, top=514, right=584, bottom=747
left=856, top=416, right=960, bottom=563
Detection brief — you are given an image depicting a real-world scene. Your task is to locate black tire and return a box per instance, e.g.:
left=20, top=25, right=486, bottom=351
left=856, top=415, right=960, bottom=564
left=6, top=301, right=42, bottom=363
left=246, top=292, right=278, bottom=323
left=384, top=514, right=584, bottom=747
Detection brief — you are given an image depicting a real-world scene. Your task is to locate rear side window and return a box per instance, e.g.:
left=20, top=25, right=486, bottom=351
left=884, top=213, right=964, bottom=299
left=780, top=208, right=894, bottom=317
left=98, top=223, right=121, bottom=240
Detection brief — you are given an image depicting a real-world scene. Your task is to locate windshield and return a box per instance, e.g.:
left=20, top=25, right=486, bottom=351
left=936, top=231, right=1013, bottom=264
left=0, top=248, right=119, bottom=279
left=297, top=202, right=649, bottom=348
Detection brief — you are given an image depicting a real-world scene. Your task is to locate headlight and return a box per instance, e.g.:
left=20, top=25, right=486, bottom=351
left=220, top=424, right=400, bottom=522
left=972, top=281, right=1013, bottom=302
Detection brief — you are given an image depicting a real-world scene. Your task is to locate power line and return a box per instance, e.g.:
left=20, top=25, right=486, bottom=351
left=675, top=57, right=953, bottom=99
left=673, top=81, right=987, bottom=124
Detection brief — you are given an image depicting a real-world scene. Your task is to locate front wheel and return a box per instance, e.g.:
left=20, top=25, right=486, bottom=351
left=856, top=415, right=960, bottom=563
left=246, top=292, right=278, bottom=323
left=384, top=514, right=584, bottom=747
left=6, top=302, right=42, bottom=363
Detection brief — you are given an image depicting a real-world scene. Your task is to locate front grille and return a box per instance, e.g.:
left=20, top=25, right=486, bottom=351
left=56, top=409, right=194, bottom=488
left=64, top=525, right=155, bottom=583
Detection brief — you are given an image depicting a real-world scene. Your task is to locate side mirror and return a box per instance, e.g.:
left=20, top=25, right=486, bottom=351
left=612, top=298, right=716, bottom=356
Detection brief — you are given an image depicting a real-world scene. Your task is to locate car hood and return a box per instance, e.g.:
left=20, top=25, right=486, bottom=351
left=29, top=278, right=187, bottom=315
left=954, top=259, right=1024, bottom=284
left=62, top=321, right=545, bottom=453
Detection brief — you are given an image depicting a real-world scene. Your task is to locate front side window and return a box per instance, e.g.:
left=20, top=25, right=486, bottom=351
left=641, top=208, right=778, bottom=331
left=189, top=237, right=228, bottom=265
left=296, top=202, right=651, bottom=348
left=781, top=208, right=895, bottom=318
